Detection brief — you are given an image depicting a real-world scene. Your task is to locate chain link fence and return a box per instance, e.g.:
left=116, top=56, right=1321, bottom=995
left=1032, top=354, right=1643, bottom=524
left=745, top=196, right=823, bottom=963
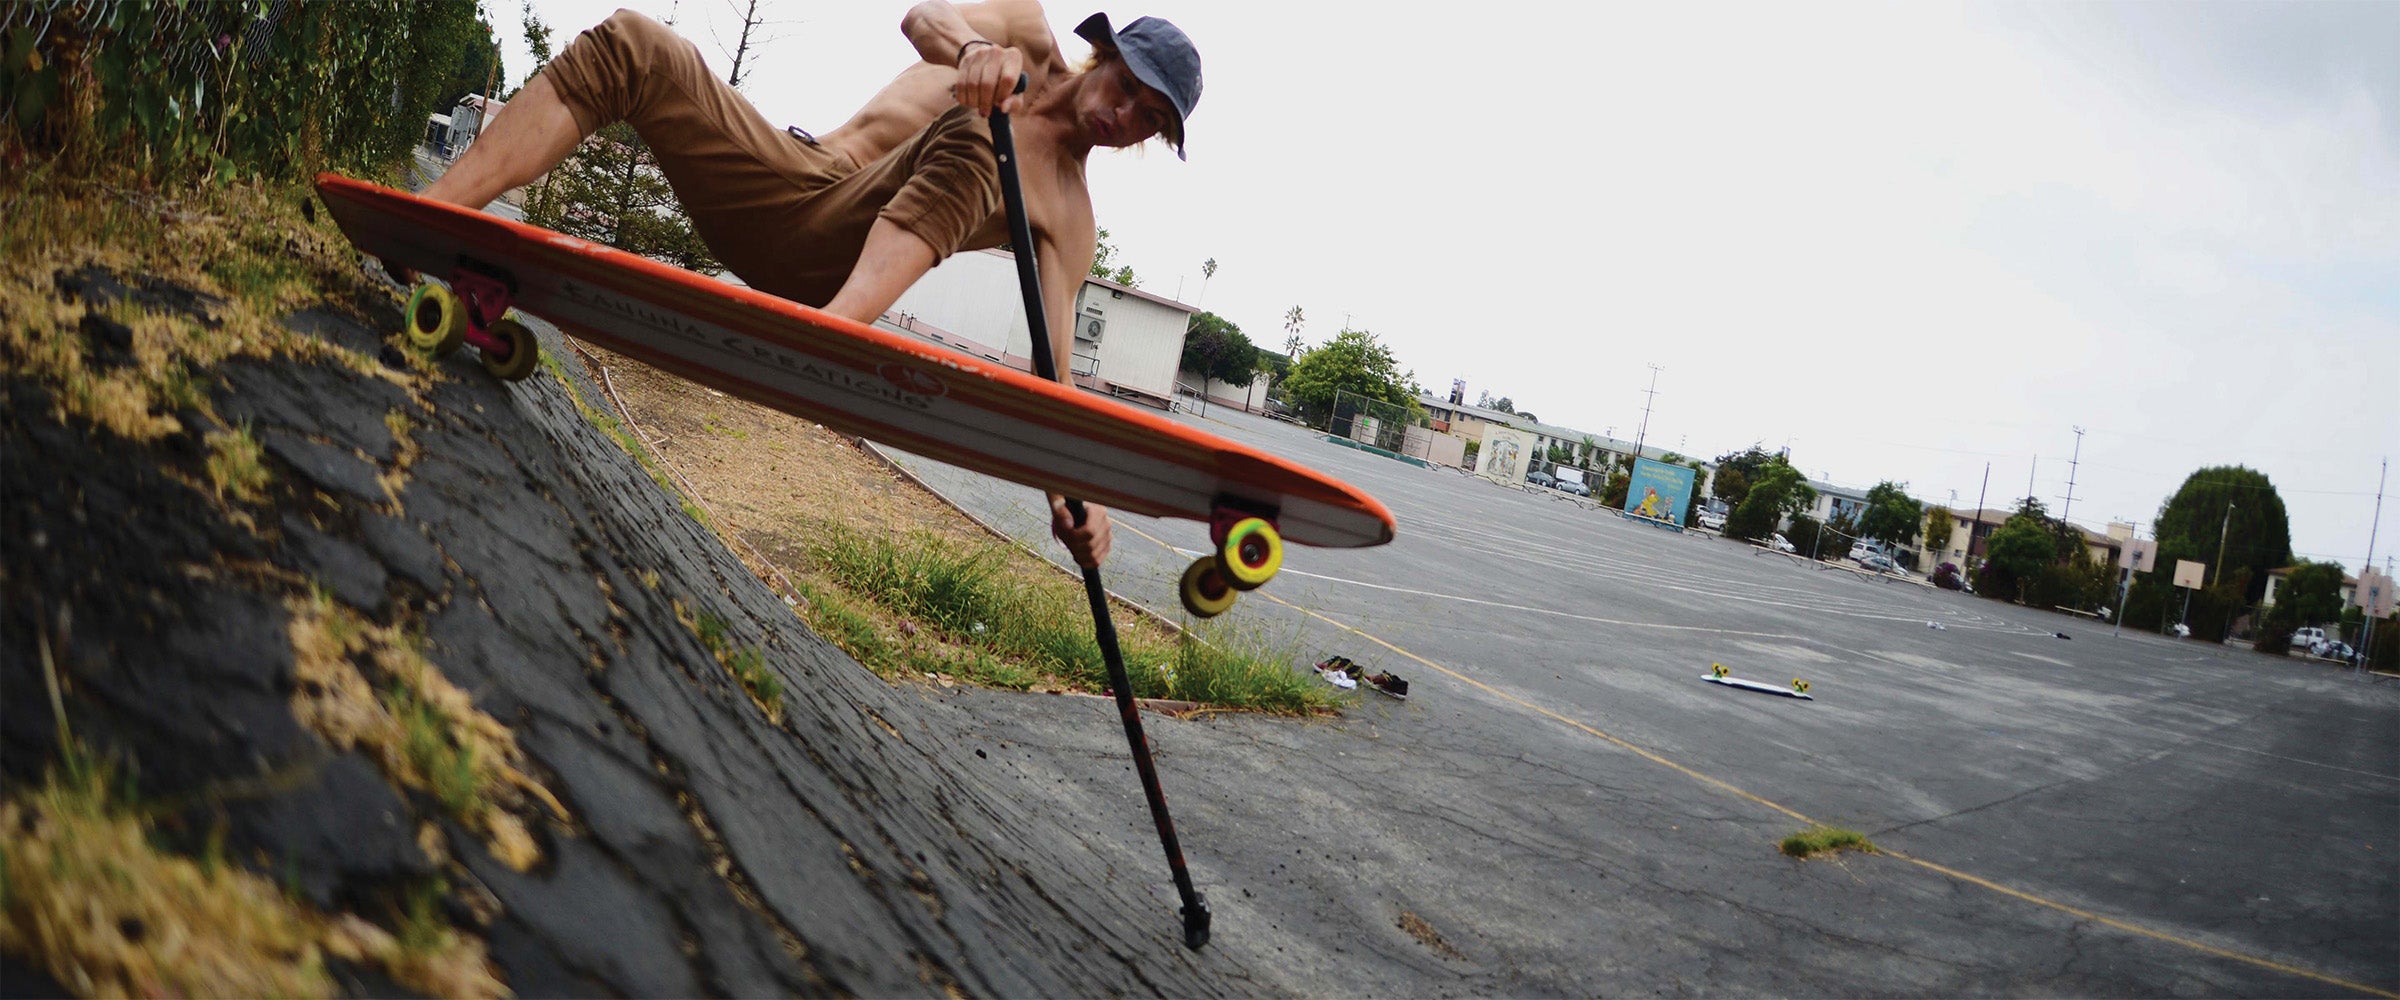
left=1325, top=390, right=1423, bottom=456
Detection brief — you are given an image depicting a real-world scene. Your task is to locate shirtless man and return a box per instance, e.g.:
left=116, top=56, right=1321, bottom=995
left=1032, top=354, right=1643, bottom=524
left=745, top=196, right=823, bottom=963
left=419, top=1, right=1200, bottom=569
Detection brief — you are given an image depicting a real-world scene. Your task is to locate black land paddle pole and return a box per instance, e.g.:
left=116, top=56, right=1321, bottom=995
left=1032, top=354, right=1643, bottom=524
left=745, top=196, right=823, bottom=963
left=988, top=84, right=1211, bottom=951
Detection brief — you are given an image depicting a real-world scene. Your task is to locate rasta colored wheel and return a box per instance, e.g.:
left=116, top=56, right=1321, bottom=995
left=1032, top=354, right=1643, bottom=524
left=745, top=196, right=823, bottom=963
left=1711, top=663, right=1729, bottom=679
left=480, top=317, right=542, bottom=382
left=1178, top=557, right=1237, bottom=619
left=1792, top=679, right=1811, bottom=694
left=1215, top=517, right=1282, bottom=591
left=404, top=283, right=466, bottom=356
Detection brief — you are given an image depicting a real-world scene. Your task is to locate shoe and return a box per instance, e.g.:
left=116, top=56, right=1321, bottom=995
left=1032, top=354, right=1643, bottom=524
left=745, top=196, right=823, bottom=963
left=1362, top=671, right=1408, bottom=699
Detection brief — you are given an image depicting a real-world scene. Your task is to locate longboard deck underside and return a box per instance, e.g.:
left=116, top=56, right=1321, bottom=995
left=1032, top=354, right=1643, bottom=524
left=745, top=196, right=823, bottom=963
left=316, top=174, right=1392, bottom=548
left=1702, top=675, right=1814, bottom=700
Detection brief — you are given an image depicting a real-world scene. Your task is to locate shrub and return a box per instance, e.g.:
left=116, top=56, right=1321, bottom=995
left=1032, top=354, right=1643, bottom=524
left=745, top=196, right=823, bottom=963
left=2, top=1, right=487, bottom=182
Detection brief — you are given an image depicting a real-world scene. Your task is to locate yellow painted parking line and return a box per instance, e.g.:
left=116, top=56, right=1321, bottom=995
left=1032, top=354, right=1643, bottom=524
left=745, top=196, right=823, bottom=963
left=1112, top=520, right=2396, bottom=999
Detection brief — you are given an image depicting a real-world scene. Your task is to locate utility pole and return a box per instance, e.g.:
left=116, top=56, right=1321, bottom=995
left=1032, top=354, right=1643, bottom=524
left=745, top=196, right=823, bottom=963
left=2062, top=426, right=2084, bottom=521
left=2026, top=455, right=2038, bottom=510
left=1969, top=462, right=1990, bottom=569
left=1632, top=364, right=1662, bottom=462
left=2212, top=501, right=2236, bottom=587
left=2358, top=459, right=2387, bottom=672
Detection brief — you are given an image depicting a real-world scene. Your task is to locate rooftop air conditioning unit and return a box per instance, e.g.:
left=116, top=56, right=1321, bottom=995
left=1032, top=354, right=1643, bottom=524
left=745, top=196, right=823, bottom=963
left=1077, top=309, right=1106, bottom=344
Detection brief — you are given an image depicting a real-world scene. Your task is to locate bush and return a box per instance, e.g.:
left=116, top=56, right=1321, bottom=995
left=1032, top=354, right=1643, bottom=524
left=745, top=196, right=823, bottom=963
left=2253, top=600, right=2300, bottom=656
left=1724, top=492, right=1778, bottom=541
left=1784, top=515, right=1829, bottom=559
left=3, top=1, right=488, bottom=182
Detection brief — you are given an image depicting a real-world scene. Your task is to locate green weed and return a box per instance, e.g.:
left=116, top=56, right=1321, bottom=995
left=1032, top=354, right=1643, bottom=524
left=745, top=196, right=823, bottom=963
left=1779, top=825, right=1876, bottom=859
left=803, top=525, right=1336, bottom=713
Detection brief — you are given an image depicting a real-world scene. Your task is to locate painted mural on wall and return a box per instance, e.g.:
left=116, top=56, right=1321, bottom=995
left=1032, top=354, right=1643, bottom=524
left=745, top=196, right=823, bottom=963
left=1477, top=425, right=1533, bottom=484
left=1624, top=458, right=1697, bottom=525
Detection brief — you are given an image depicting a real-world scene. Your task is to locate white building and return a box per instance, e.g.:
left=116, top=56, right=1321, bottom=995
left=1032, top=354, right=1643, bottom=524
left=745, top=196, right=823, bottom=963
left=879, top=248, right=1190, bottom=409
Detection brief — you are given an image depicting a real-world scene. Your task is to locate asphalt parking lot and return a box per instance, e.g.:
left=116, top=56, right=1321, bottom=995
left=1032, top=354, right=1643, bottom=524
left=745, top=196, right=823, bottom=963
left=879, top=405, right=2400, bottom=997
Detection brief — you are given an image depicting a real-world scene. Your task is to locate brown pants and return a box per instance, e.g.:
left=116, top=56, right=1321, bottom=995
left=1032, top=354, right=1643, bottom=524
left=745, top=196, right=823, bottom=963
left=541, top=11, right=1005, bottom=306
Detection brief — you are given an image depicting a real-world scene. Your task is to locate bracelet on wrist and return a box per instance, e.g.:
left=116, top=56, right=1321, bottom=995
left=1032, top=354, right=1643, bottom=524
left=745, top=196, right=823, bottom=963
left=957, top=39, right=995, bottom=64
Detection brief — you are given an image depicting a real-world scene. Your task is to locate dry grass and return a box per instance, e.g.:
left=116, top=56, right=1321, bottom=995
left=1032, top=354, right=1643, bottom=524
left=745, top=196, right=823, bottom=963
left=288, top=589, right=570, bottom=871
left=205, top=422, right=270, bottom=502
left=0, top=755, right=507, bottom=999
left=0, top=164, right=405, bottom=443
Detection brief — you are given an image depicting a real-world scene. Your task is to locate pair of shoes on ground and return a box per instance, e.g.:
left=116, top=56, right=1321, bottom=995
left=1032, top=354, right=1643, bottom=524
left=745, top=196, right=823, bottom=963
left=1315, top=656, right=1408, bottom=699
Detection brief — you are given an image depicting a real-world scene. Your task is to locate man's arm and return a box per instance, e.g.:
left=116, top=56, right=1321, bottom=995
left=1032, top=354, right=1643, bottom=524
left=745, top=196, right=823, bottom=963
left=900, top=1, right=1060, bottom=115
left=822, top=219, right=938, bottom=326
left=1033, top=212, right=1112, bottom=567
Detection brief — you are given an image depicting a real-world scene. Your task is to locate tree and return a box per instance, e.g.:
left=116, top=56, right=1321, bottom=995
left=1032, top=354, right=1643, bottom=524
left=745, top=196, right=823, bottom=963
left=1492, top=397, right=1516, bottom=414
left=1280, top=328, right=1423, bottom=423
left=1602, top=471, right=1631, bottom=508
left=520, top=0, right=556, bottom=87
left=1683, top=459, right=1706, bottom=526
left=1180, top=312, right=1259, bottom=387
left=1199, top=256, right=1216, bottom=305
left=716, top=0, right=790, bottom=91
left=525, top=122, right=722, bottom=273
left=1974, top=498, right=2092, bottom=604
left=1282, top=305, right=1305, bottom=357
left=1711, top=446, right=1776, bottom=508
left=1725, top=459, right=1815, bottom=541
left=2128, top=465, right=2293, bottom=639
left=1924, top=506, right=1956, bottom=560
left=1858, top=481, right=1924, bottom=549
left=1090, top=226, right=1138, bottom=287
left=2279, top=562, right=2348, bottom=630
left=438, top=13, right=505, bottom=108
left=2151, top=466, right=2292, bottom=601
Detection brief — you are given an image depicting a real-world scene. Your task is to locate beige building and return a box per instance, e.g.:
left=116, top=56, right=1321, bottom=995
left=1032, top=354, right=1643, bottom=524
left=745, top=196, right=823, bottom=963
left=880, top=248, right=1193, bottom=409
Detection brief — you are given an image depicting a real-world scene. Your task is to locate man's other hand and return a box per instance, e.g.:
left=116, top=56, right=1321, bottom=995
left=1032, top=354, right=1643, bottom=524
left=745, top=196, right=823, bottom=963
left=954, top=41, right=1026, bottom=116
left=1049, top=495, right=1111, bottom=568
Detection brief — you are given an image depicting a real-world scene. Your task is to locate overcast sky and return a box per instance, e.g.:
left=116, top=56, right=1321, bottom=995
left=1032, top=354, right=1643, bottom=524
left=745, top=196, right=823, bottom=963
left=492, top=0, right=2398, bottom=573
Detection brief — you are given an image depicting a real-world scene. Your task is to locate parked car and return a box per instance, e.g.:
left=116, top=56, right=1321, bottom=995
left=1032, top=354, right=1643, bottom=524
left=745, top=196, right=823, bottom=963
left=2291, top=627, right=2329, bottom=651
left=1698, top=509, right=1726, bottom=530
left=1769, top=533, right=1795, bottom=553
left=2310, top=639, right=2356, bottom=662
left=1855, top=553, right=1896, bottom=573
left=1527, top=471, right=1557, bottom=489
left=1556, top=479, right=1590, bottom=497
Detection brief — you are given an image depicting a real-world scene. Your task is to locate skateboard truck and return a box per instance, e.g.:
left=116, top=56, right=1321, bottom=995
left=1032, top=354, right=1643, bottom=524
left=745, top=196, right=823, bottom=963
left=1178, top=499, right=1286, bottom=618
left=401, top=259, right=542, bottom=382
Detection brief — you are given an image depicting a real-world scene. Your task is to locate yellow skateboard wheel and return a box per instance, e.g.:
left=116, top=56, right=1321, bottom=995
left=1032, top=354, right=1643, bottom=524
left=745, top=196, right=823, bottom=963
left=404, top=283, right=466, bottom=356
left=1178, top=557, right=1237, bottom=618
left=481, top=317, right=541, bottom=382
left=1711, top=663, right=1729, bottom=679
left=1792, top=679, right=1811, bottom=694
left=1217, top=517, right=1283, bottom=591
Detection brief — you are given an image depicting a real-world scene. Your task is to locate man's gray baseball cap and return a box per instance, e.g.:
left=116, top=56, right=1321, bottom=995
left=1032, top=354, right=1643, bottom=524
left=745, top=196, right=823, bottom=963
left=1074, top=12, right=1200, bottom=159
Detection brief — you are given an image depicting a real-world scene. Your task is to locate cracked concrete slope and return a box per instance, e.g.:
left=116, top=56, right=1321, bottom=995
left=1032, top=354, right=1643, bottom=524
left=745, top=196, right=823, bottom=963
left=877, top=406, right=2400, bottom=998
left=2, top=279, right=1251, bottom=996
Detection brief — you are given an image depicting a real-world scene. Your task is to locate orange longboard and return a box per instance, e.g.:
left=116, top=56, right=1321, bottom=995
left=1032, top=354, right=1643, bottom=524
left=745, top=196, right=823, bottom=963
left=315, top=174, right=1393, bottom=573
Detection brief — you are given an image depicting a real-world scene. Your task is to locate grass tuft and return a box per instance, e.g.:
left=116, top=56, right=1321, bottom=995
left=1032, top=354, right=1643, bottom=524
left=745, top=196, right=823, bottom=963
left=679, top=604, right=785, bottom=722
left=1779, top=825, right=1876, bottom=859
left=801, top=524, right=1336, bottom=713
left=205, top=422, right=271, bottom=503
left=286, top=589, right=568, bottom=870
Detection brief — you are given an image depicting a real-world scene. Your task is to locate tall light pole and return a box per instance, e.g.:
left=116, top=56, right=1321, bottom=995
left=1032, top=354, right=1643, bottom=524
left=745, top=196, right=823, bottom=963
left=1631, top=364, right=1662, bottom=462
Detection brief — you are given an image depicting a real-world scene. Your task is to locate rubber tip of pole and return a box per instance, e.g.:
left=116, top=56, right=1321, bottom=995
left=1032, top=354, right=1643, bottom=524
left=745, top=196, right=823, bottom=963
left=1181, top=893, right=1211, bottom=950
